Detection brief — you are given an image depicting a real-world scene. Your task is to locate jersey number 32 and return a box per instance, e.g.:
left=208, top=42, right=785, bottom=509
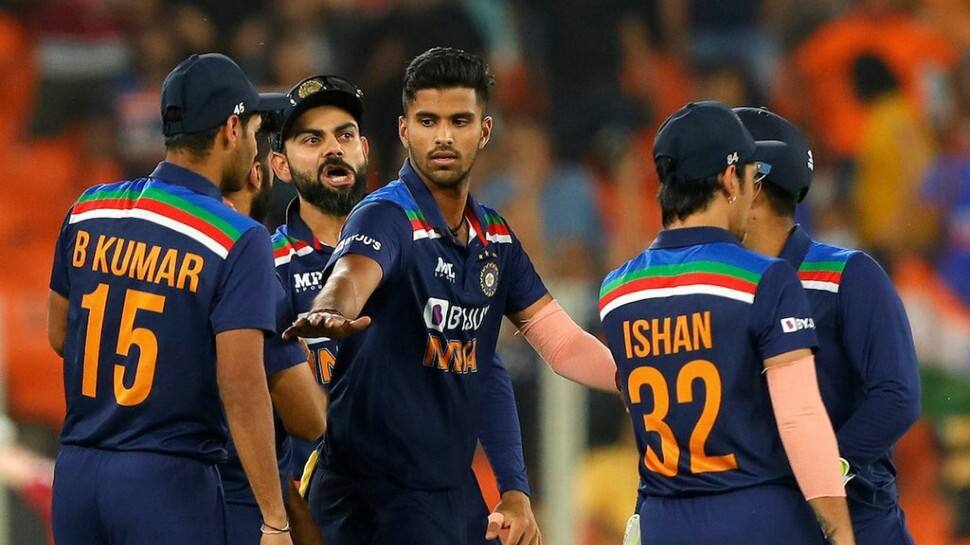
left=628, top=359, right=737, bottom=477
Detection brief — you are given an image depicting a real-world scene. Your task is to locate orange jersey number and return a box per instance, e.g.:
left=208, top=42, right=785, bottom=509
left=80, top=283, right=166, bottom=406
left=627, top=359, right=737, bottom=477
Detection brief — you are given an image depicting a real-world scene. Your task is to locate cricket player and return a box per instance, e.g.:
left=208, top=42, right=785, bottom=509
left=270, top=73, right=535, bottom=544
left=599, top=101, right=855, bottom=545
left=220, top=125, right=328, bottom=545
left=47, top=54, right=293, bottom=544
left=735, top=106, right=920, bottom=545
left=284, top=47, right=620, bottom=545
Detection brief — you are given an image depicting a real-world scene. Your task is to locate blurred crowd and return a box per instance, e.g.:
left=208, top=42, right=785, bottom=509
left=0, top=0, right=969, bottom=543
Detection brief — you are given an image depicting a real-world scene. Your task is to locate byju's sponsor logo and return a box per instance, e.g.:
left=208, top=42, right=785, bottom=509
left=434, top=257, right=456, bottom=283
left=780, top=317, right=815, bottom=333
left=335, top=233, right=382, bottom=253
left=422, top=298, right=489, bottom=333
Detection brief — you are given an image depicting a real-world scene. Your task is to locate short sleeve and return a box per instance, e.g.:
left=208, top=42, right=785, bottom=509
left=50, top=209, right=74, bottom=296
left=750, top=261, right=818, bottom=360
left=264, top=276, right=307, bottom=376
left=211, top=227, right=277, bottom=335
left=326, top=200, right=411, bottom=285
left=503, top=229, right=548, bottom=314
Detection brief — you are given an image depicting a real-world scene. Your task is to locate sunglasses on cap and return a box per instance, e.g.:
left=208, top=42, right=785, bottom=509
left=287, top=75, right=363, bottom=103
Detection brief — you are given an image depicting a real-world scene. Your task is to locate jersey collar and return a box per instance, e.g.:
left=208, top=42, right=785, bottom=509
left=649, top=226, right=741, bottom=249
left=149, top=161, right=222, bottom=201
left=284, top=198, right=328, bottom=250
left=779, top=225, right=812, bottom=269
left=399, top=159, right=491, bottom=247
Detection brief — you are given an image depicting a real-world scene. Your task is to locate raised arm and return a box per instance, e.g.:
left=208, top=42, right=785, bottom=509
left=282, top=254, right=380, bottom=340
left=284, top=200, right=411, bottom=341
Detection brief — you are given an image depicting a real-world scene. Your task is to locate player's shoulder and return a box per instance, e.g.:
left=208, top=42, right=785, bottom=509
left=799, top=240, right=873, bottom=294
left=475, top=203, right=513, bottom=245
left=802, top=239, right=887, bottom=294
left=271, top=225, right=311, bottom=268
left=700, top=241, right=788, bottom=287
left=71, top=176, right=263, bottom=257
left=356, top=179, right=414, bottom=213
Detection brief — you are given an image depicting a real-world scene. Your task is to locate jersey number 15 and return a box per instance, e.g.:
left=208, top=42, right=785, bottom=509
left=80, top=283, right=165, bottom=406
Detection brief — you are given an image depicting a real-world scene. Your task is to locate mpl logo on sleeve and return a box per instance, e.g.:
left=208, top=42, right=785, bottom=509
left=780, top=316, right=816, bottom=333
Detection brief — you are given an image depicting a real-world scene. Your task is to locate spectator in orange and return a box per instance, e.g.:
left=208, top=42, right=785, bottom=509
left=793, top=0, right=957, bottom=160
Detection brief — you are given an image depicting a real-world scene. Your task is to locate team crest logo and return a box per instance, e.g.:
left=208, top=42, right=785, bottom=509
left=480, top=263, right=499, bottom=297
left=297, top=79, right=324, bottom=99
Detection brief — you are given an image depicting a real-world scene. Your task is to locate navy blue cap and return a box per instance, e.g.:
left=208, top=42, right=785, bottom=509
left=653, top=101, right=774, bottom=183
left=273, top=74, right=365, bottom=151
left=161, top=53, right=293, bottom=137
left=734, top=107, right=814, bottom=202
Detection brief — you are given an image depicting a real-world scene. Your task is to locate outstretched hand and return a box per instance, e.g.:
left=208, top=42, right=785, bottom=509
left=283, top=310, right=372, bottom=341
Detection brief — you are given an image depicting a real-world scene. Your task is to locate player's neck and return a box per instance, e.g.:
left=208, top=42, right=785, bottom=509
left=164, top=152, right=223, bottom=191
left=745, top=214, right=795, bottom=258
left=413, top=167, right=470, bottom=231
left=223, top=191, right=251, bottom=217
left=299, top=196, right=344, bottom=247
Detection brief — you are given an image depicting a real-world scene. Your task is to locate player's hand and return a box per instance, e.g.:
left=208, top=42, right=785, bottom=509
left=286, top=481, right=327, bottom=545
left=486, top=490, right=541, bottom=545
left=283, top=310, right=371, bottom=341
left=260, top=532, right=294, bottom=545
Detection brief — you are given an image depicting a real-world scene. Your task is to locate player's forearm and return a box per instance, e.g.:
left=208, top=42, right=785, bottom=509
left=311, top=255, right=380, bottom=319
left=216, top=331, right=287, bottom=527
left=519, top=299, right=618, bottom=391
left=479, top=361, right=530, bottom=495
left=270, top=364, right=328, bottom=442
left=764, top=354, right=845, bottom=500
left=836, top=383, right=920, bottom=464
left=807, top=496, right=856, bottom=545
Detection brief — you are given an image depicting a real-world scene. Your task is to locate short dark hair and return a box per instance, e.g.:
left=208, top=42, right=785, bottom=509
left=656, top=157, right=722, bottom=227
left=656, top=158, right=753, bottom=227
left=164, top=112, right=257, bottom=157
left=760, top=179, right=797, bottom=218
left=402, top=47, right=494, bottom=112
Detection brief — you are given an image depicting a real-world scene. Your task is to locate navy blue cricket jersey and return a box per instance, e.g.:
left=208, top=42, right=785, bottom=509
left=49, top=162, right=277, bottom=463
left=781, top=225, right=920, bottom=511
left=275, top=197, right=532, bottom=494
left=319, top=160, right=547, bottom=490
left=599, top=227, right=818, bottom=498
left=272, top=200, right=341, bottom=386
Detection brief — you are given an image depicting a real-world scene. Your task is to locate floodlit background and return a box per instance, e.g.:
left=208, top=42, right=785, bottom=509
left=0, top=0, right=968, bottom=544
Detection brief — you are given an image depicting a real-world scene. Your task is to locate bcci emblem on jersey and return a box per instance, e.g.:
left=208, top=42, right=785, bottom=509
left=480, top=262, right=499, bottom=297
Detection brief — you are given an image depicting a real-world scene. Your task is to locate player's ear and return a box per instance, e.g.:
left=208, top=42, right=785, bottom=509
left=721, top=165, right=740, bottom=201
left=361, top=136, right=371, bottom=160
left=249, top=160, right=263, bottom=191
left=398, top=116, right=408, bottom=148
left=270, top=151, right=292, bottom=183
left=223, top=115, right=242, bottom=149
left=479, top=115, right=492, bottom=149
